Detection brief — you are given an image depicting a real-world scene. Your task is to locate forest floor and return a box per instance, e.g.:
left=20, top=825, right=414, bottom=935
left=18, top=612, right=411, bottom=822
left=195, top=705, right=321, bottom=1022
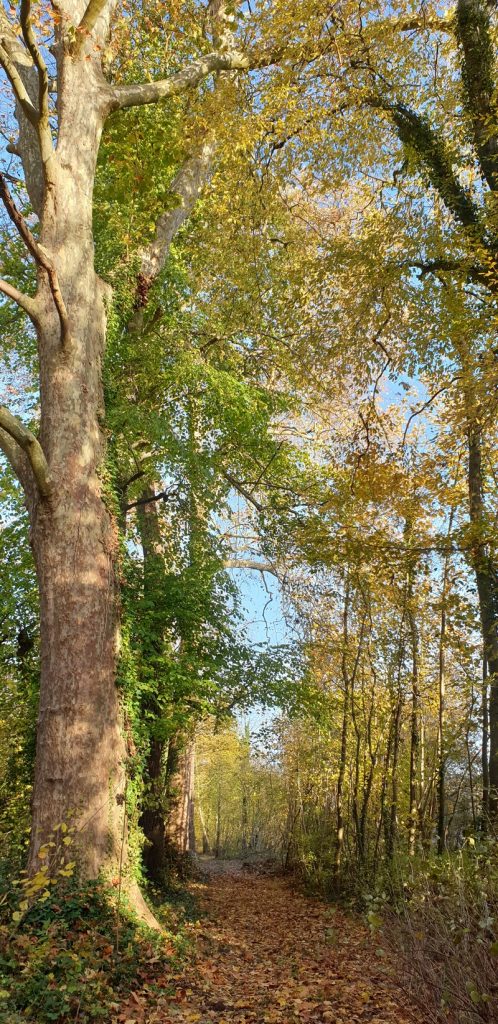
left=116, top=860, right=417, bottom=1024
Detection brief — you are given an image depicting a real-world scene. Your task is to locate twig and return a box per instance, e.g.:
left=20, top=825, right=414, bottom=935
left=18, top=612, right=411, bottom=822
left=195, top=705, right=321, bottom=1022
left=401, top=378, right=460, bottom=445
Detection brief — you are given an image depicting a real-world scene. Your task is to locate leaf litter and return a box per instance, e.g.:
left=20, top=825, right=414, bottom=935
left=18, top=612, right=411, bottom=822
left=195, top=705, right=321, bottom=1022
left=115, top=867, right=417, bottom=1024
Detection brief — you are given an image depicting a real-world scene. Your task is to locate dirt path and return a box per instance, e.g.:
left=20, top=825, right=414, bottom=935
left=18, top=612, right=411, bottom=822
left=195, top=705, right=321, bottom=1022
left=119, top=869, right=417, bottom=1024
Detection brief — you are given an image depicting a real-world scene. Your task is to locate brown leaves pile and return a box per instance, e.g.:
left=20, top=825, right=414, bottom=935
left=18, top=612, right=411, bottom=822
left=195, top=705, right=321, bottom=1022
left=115, top=870, right=416, bottom=1024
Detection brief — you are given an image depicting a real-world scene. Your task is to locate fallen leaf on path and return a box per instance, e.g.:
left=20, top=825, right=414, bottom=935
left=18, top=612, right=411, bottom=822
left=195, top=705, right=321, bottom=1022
left=113, top=869, right=416, bottom=1024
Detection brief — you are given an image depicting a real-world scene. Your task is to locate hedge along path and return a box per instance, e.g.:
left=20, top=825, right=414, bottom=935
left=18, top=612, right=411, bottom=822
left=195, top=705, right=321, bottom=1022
left=117, top=867, right=416, bottom=1024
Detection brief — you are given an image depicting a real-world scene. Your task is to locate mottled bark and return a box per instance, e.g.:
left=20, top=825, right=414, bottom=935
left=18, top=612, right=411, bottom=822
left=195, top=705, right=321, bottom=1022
left=26, top=37, right=128, bottom=874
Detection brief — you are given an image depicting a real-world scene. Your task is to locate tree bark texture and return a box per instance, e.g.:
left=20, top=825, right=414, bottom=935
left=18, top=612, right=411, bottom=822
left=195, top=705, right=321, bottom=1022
left=165, top=736, right=196, bottom=860
left=27, top=43, right=127, bottom=875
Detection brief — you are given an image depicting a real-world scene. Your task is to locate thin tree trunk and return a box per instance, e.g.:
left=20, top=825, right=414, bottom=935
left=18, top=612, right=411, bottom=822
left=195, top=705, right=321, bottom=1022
left=408, top=613, right=420, bottom=855
left=215, top=779, right=222, bottom=858
left=405, top=528, right=421, bottom=857
left=437, top=594, right=446, bottom=855
left=197, top=795, right=211, bottom=854
left=467, top=419, right=498, bottom=823
left=388, top=675, right=403, bottom=860
left=165, top=736, right=196, bottom=859
left=136, top=485, right=170, bottom=882
left=482, top=657, right=490, bottom=827
left=334, top=580, right=350, bottom=880
left=141, top=738, right=168, bottom=883
left=437, top=519, right=453, bottom=854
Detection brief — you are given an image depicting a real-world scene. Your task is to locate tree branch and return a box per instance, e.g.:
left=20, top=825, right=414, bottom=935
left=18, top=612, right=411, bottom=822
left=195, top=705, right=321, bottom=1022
left=131, top=138, right=216, bottom=316
left=0, top=10, right=45, bottom=213
left=74, top=0, right=110, bottom=54
left=0, top=277, right=38, bottom=319
left=0, top=425, right=30, bottom=486
left=20, top=0, right=54, bottom=173
left=125, top=489, right=174, bottom=512
left=395, top=13, right=455, bottom=34
left=103, top=46, right=279, bottom=114
left=0, top=8, right=31, bottom=67
left=455, top=0, right=498, bottom=193
left=140, top=139, right=215, bottom=285
left=0, top=40, right=38, bottom=126
left=407, top=257, right=490, bottom=288
left=224, top=557, right=279, bottom=578
left=0, top=406, right=52, bottom=497
left=380, top=100, right=482, bottom=234
left=0, top=175, right=70, bottom=345
left=223, top=471, right=263, bottom=512
left=402, top=378, right=461, bottom=445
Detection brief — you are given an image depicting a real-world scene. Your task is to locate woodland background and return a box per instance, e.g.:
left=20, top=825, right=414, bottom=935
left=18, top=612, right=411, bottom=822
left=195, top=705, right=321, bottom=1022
left=0, top=0, right=497, bottom=1021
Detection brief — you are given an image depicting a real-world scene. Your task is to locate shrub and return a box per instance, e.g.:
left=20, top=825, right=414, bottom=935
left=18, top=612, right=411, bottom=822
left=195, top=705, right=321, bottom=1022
left=382, top=845, right=498, bottom=1024
left=0, top=875, right=192, bottom=1023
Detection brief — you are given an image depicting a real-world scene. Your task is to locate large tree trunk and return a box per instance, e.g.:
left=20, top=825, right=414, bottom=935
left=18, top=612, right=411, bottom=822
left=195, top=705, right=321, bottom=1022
left=0, top=0, right=250, bottom=894
left=26, top=54, right=127, bottom=876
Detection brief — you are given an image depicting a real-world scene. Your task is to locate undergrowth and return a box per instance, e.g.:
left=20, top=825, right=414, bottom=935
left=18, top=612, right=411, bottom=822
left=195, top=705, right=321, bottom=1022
left=0, top=873, right=197, bottom=1023
left=380, top=846, right=498, bottom=1024
left=286, top=837, right=498, bottom=1023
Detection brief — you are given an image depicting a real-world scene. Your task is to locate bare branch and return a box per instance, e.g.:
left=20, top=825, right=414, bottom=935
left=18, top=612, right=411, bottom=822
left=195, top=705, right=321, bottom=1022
left=0, top=8, right=31, bottom=66
left=0, top=10, right=45, bottom=212
left=0, top=406, right=52, bottom=497
left=43, top=261, right=70, bottom=346
left=0, top=175, right=70, bottom=345
left=125, top=489, right=174, bottom=512
left=224, top=557, right=279, bottom=578
left=223, top=471, right=264, bottom=512
left=402, top=378, right=460, bottom=445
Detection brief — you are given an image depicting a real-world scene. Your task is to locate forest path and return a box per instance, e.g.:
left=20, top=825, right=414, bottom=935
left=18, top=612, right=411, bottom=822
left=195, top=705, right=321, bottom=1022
left=120, top=868, right=416, bottom=1024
